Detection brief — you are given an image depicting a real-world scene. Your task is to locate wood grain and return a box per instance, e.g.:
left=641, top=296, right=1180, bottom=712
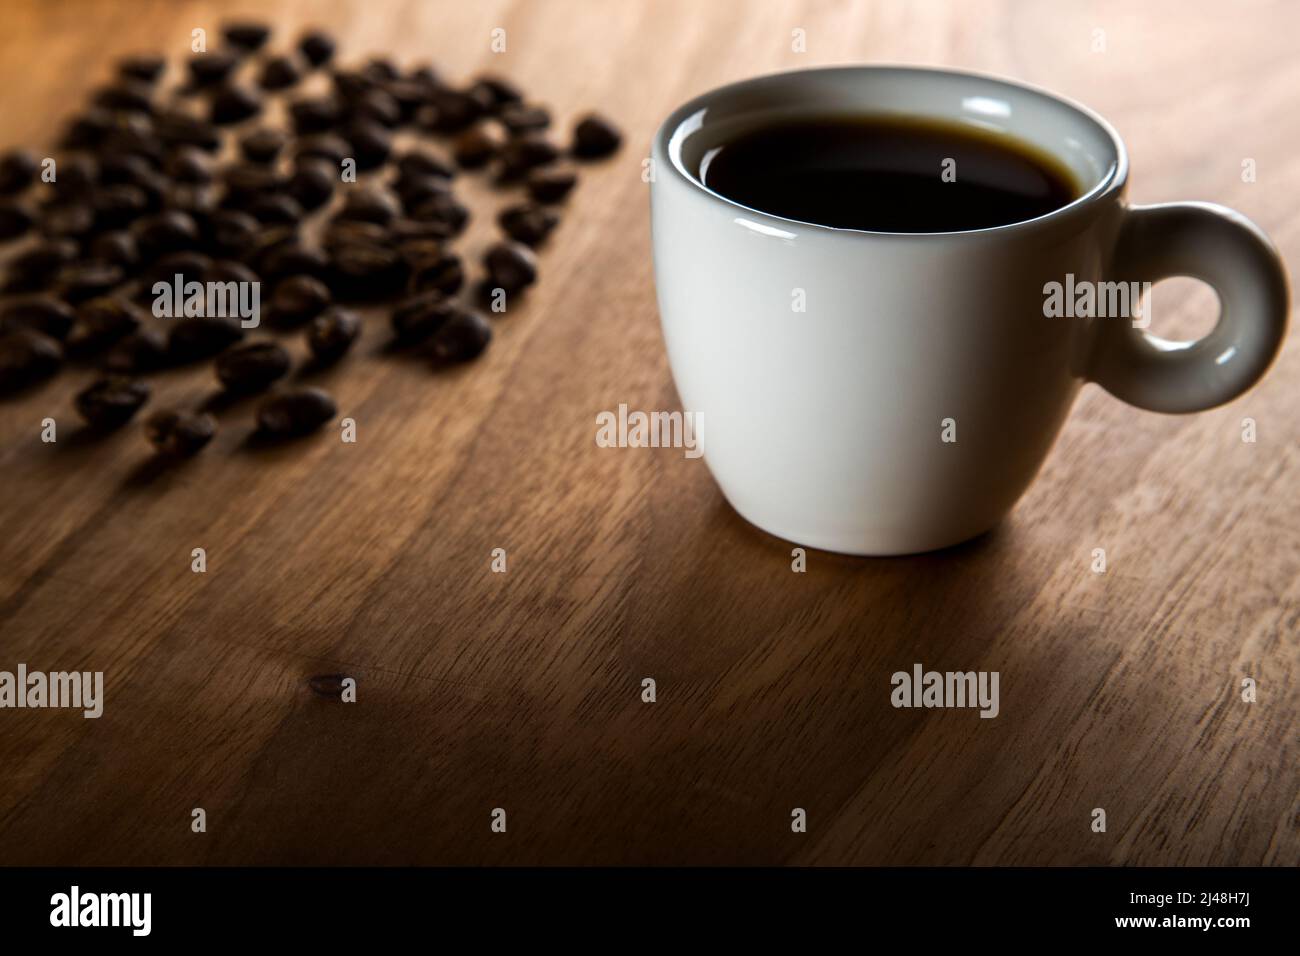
left=0, top=0, right=1295, bottom=865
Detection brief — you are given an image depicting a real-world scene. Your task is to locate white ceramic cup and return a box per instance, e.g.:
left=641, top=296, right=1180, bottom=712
left=650, top=66, right=1289, bottom=556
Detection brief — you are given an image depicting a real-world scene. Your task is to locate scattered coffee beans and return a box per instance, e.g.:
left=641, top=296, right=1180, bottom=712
left=307, top=307, right=360, bottom=362
left=498, top=203, right=559, bottom=247
left=167, top=316, right=244, bottom=363
left=66, top=297, right=141, bottom=356
left=391, top=290, right=456, bottom=344
left=257, top=387, right=337, bottom=437
left=1, top=296, right=75, bottom=339
left=483, top=241, right=538, bottom=295
left=0, top=149, right=38, bottom=194
left=215, top=340, right=291, bottom=392
left=0, top=328, right=62, bottom=393
left=572, top=113, right=622, bottom=158
left=526, top=166, right=578, bottom=204
left=145, top=408, right=217, bottom=456
left=75, top=375, right=150, bottom=429
left=298, top=30, right=337, bottom=68
left=453, top=123, right=506, bottom=169
left=429, top=309, right=492, bottom=363
left=102, top=326, right=169, bottom=373
left=0, top=21, right=621, bottom=465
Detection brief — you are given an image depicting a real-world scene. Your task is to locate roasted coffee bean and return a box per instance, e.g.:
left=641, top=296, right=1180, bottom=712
left=75, top=375, right=149, bottom=429
left=134, top=210, right=199, bottom=260
left=211, top=84, right=263, bottom=125
left=387, top=79, right=432, bottom=122
left=240, top=127, right=287, bottom=164
left=396, top=238, right=444, bottom=267
left=98, top=153, right=155, bottom=188
left=129, top=171, right=169, bottom=214
left=499, top=103, right=551, bottom=134
left=350, top=89, right=402, bottom=128
left=395, top=149, right=455, bottom=181
left=202, top=259, right=260, bottom=287
left=61, top=109, right=114, bottom=150
left=0, top=199, right=34, bottom=240
left=165, top=146, right=212, bottom=184
left=337, top=187, right=400, bottom=225
left=483, top=240, right=537, bottom=294
left=205, top=209, right=260, bottom=257
left=118, top=53, right=166, bottom=84
left=429, top=308, right=491, bottom=363
left=391, top=290, right=455, bottom=344
left=97, top=110, right=157, bottom=151
left=344, top=119, right=392, bottom=169
left=526, top=166, right=577, bottom=203
left=408, top=193, right=468, bottom=236
left=257, top=387, right=336, bottom=437
left=498, top=202, right=559, bottom=247
left=223, top=20, right=271, bottom=51
left=102, top=326, right=169, bottom=373
left=188, top=50, right=240, bottom=86
left=241, top=225, right=298, bottom=269
left=94, top=80, right=155, bottom=115
left=155, top=110, right=222, bottom=152
left=287, top=160, right=335, bottom=211
left=330, top=67, right=371, bottom=100
left=0, top=328, right=62, bottom=393
left=168, top=183, right=215, bottom=223
left=298, top=30, right=337, bottom=68
left=53, top=155, right=99, bottom=197
left=141, top=251, right=213, bottom=291
left=220, top=162, right=283, bottom=206
left=470, top=75, right=523, bottom=111
left=167, top=316, right=244, bottom=363
left=145, top=408, right=216, bottom=456
left=89, top=231, right=139, bottom=269
left=257, top=241, right=327, bottom=283
left=393, top=173, right=452, bottom=211
left=93, top=183, right=149, bottom=229
left=216, top=339, right=291, bottom=391
left=8, top=239, right=78, bottom=287
left=332, top=69, right=375, bottom=103
left=496, top=133, right=560, bottom=180
left=322, top=219, right=388, bottom=250
left=0, top=149, right=39, bottom=194
left=268, top=274, right=331, bottom=327
left=101, top=119, right=163, bottom=164
left=295, top=133, right=352, bottom=167
left=328, top=241, right=407, bottom=299
left=290, top=96, right=342, bottom=134
left=59, top=260, right=125, bottom=304
left=66, top=296, right=142, bottom=356
left=389, top=217, right=455, bottom=243
left=572, top=113, right=622, bottom=158
left=407, top=64, right=441, bottom=89
left=2, top=296, right=75, bottom=339
left=307, top=306, right=360, bottom=362
left=363, top=57, right=400, bottom=83
left=259, top=54, right=302, bottom=91
left=39, top=202, right=96, bottom=240
left=453, top=123, right=506, bottom=168
left=425, top=87, right=489, bottom=132
left=407, top=250, right=463, bottom=296
left=247, top=194, right=304, bottom=226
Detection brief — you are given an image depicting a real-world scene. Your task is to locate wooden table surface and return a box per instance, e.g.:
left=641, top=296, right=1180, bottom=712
left=0, top=0, right=1295, bottom=866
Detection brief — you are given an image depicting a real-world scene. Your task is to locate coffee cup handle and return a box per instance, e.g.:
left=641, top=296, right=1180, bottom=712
left=1087, top=202, right=1289, bottom=413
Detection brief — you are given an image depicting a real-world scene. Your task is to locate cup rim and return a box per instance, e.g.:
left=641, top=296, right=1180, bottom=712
left=653, top=64, right=1130, bottom=239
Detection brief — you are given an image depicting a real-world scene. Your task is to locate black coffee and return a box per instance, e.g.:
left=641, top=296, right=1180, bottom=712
left=701, top=115, right=1080, bottom=232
